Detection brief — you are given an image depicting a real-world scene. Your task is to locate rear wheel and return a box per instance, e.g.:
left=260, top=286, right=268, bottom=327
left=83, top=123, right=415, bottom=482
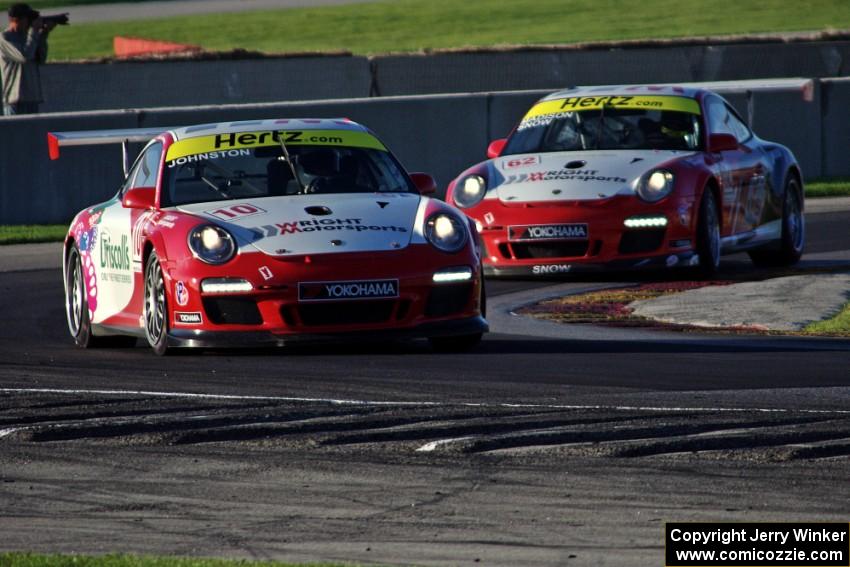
left=66, top=245, right=137, bottom=348
left=748, top=176, right=804, bottom=267
left=694, top=189, right=721, bottom=278
left=144, top=252, right=171, bottom=356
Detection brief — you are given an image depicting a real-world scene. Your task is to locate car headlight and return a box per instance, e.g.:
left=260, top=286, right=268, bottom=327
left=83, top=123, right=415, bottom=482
left=188, top=224, right=236, bottom=264
left=425, top=213, right=468, bottom=254
left=637, top=170, right=674, bottom=203
left=454, top=175, right=487, bottom=208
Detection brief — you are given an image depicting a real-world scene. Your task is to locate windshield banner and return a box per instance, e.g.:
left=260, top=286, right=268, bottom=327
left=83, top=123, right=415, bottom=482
left=165, top=130, right=387, bottom=162
left=522, top=95, right=701, bottom=123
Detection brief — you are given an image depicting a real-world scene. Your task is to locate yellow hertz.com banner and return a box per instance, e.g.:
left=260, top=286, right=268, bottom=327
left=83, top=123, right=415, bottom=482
left=165, top=130, right=387, bottom=162
left=523, top=95, right=701, bottom=121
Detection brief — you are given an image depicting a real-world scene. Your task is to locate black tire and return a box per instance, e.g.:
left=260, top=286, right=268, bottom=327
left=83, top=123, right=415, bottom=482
left=748, top=176, right=805, bottom=267
left=143, top=251, right=171, bottom=356
left=65, top=245, right=136, bottom=348
left=694, top=189, right=721, bottom=278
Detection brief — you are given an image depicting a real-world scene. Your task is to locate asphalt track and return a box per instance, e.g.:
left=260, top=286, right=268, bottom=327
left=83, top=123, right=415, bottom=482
left=1, top=207, right=849, bottom=566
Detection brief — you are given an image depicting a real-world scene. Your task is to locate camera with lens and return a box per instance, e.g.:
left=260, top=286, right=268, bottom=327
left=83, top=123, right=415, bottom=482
left=40, top=13, right=70, bottom=25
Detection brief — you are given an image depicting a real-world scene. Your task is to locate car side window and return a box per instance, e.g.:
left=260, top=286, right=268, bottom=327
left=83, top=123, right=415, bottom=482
left=724, top=105, right=752, bottom=142
left=706, top=96, right=752, bottom=142
left=121, top=142, right=163, bottom=196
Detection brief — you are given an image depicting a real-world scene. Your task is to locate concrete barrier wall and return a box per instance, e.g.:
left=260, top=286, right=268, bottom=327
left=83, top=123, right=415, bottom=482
left=40, top=56, right=373, bottom=113
left=0, top=81, right=843, bottom=224
left=32, top=40, right=850, bottom=113
left=821, top=78, right=850, bottom=179
left=374, top=42, right=850, bottom=96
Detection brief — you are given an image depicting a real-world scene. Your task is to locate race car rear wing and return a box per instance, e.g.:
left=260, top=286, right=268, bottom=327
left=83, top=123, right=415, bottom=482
left=47, top=126, right=173, bottom=177
left=676, top=78, right=815, bottom=128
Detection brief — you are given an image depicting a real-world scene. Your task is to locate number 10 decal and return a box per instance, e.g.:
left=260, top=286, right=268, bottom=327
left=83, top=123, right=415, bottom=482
left=206, top=203, right=267, bottom=221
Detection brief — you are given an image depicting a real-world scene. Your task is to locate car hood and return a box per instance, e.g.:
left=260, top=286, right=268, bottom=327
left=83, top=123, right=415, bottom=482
left=492, top=150, right=692, bottom=203
left=176, top=192, right=420, bottom=256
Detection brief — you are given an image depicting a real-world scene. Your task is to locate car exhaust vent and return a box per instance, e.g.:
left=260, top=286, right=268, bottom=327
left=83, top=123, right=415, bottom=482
left=395, top=299, right=412, bottom=321
left=498, top=243, right=512, bottom=259
left=511, top=241, right=589, bottom=259
left=296, top=300, right=395, bottom=326
left=202, top=297, right=263, bottom=325
left=426, top=284, right=473, bottom=318
left=280, top=305, right=297, bottom=326
left=590, top=239, right=604, bottom=256
left=618, top=229, right=666, bottom=255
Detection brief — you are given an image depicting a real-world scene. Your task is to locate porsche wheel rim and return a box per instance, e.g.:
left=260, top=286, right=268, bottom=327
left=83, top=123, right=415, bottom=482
left=787, top=187, right=804, bottom=253
left=706, top=197, right=720, bottom=267
left=144, top=258, right=166, bottom=345
left=66, top=250, right=83, bottom=336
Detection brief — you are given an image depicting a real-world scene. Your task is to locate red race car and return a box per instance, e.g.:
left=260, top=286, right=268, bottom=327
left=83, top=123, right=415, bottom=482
left=447, top=85, right=805, bottom=277
left=50, top=119, right=487, bottom=354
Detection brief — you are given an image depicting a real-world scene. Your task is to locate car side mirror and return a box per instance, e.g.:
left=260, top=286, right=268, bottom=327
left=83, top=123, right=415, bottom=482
left=409, top=172, right=437, bottom=195
left=122, top=186, right=156, bottom=209
left=487, top=138, right=507, bottom=159
left=708, top=133, right=738, bottom=153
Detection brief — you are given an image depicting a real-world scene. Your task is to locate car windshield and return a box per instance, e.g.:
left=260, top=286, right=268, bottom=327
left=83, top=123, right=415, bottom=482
left=503, top=97, right=703, bottom=155
left=161, top=135, right=415, bottom=207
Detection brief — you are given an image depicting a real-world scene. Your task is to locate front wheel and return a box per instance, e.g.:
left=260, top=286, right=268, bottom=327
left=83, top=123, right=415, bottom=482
left=694, top=189, right=721, bottom=278
left=748, top=176, right=804, bottom=267
left=144, top=252, right=171, bottom=356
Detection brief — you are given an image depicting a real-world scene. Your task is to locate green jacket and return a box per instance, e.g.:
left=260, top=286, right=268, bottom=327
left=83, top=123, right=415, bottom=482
left=0, top=27, right=47, bottom=105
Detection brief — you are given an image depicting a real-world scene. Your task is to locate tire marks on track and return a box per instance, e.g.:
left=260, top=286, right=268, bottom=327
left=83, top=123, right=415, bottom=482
left=2, top=391, right=850, bottom=462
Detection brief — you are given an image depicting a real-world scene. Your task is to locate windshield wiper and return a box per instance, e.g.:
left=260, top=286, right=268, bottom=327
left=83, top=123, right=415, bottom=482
left=278, top=132, right=305, bottom=193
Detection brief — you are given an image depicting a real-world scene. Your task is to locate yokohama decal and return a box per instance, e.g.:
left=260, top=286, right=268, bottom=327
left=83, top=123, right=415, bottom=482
left=509, top=224, right=588, bottom=241
left=298, top=279, right=399, bottom=302
left=175, top=312, right=202, bottom=324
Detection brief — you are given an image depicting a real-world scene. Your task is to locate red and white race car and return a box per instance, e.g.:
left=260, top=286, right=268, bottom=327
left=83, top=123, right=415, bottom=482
left=446, top=85, right=805, bottom=277
left=51, top=119, right=487, bottom=354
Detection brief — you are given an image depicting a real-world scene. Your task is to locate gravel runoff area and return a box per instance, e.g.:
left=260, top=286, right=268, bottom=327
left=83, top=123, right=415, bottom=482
left=624, top=197, right=850, bottom=332
left=630, top=272, right=850, bottom=331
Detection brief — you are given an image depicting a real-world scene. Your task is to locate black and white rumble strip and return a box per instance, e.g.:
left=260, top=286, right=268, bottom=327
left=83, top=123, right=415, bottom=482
left=509, top=223, right=588, bottom=241
left=298, top=279, right=399, bottom=302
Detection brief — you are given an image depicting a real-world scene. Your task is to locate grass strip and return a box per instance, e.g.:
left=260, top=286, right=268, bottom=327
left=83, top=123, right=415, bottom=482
left=44, top=0, right=850, bottom=61
left=0, top=553, right=371, bottom=567
left=0, top=224, right=67, bottom=245
left=803, top=302, right=850, bottom=336
left=806, top=178, right=850, bottom=198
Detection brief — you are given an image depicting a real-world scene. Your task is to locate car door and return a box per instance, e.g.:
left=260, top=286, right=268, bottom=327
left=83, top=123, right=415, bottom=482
left=704, top=95, right=769, bottom=243
left=91, top=141, right=163, bottom=327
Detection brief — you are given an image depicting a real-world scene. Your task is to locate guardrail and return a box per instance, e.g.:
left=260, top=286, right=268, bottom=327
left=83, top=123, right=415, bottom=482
left=0, top=77, right=847, bottom=225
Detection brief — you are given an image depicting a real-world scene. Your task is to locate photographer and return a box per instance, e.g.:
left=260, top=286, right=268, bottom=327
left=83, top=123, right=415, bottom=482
left=0, top=3, right=61, bottom=115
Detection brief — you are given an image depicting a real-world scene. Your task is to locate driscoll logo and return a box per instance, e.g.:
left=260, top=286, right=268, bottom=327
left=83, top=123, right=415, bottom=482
left=100, top=233, right=131, bottom=271
left=299, top=279, right=399, bottom=302
left=510, top=224, right=588, bottom=241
